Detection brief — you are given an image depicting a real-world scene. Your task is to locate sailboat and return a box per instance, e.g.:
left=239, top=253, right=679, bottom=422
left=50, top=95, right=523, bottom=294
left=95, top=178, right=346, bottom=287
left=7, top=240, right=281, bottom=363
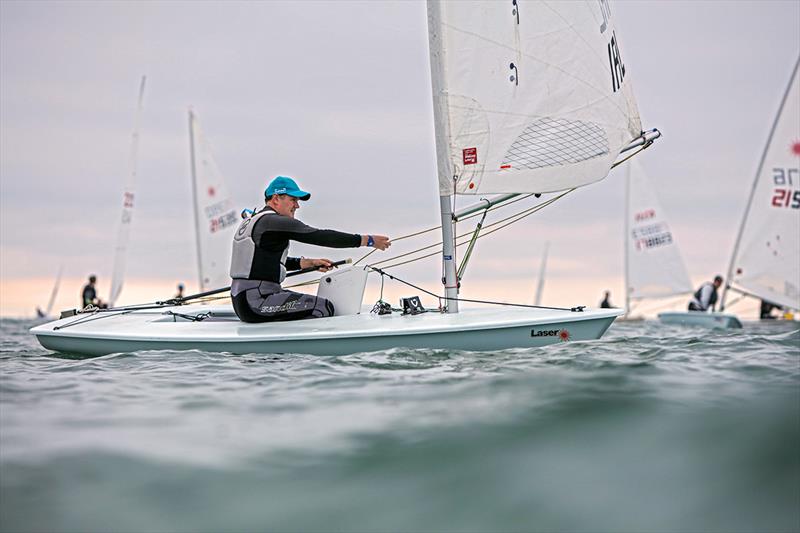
left=619, top=160, right=691, bottom=321
left=719, top=57, right=800, bottom=318
left=31, top=0, right=660, bottom=357
left=619, top=160, right=741, bottom=327
left=108, top=76, right=147, bottom=307
left=187, top=109, right=239, bottom=292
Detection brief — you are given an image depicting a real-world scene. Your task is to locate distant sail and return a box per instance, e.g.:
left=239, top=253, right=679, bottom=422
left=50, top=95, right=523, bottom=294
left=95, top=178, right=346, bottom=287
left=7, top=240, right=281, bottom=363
left=533, top=242, right=549, bottom=306
left=724, top=58, right=800, bottom=311
left=188, top=109, right=238, bottom=291
left=625, top=160, right=692, bottom=300
left=109, top=76, right=147, bottom=306
left=44, top=265, right=64, bottom=317
left=428, top=0, right=642, bottom=196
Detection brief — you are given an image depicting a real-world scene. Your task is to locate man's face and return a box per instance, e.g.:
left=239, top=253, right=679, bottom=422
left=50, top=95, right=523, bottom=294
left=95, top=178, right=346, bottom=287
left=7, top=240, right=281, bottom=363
left=270, top=194, right=300, bottom=218
left=714, top=279, right=722, bottom=288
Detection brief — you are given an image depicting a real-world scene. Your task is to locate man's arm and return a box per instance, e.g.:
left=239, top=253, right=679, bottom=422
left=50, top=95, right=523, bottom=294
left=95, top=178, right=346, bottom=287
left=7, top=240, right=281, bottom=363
left=266, top=217, right=361, bottom=248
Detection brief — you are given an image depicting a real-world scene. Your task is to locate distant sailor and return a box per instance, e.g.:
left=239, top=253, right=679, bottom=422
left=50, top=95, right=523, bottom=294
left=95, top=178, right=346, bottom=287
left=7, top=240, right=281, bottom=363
left=759, top=299, right=779, bottom=320
left=600, top=291, right=613, bottom=308
left=688, top=275, right=723, bottom=312
left=230, top=176, right=390, bottom=323
left=175, top=283, right=185, bottom=299
left=81, top=275, right=107, bottom=309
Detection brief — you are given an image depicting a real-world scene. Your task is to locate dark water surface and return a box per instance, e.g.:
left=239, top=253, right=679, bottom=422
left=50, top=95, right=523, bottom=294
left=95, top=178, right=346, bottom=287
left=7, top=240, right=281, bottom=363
left=1, top=318, right=798, bottom=532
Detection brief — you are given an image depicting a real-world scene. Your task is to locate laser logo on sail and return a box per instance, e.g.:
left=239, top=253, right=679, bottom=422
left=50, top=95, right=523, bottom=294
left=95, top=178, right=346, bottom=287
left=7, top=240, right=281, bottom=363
left=463, top=147, right=478, bottom=165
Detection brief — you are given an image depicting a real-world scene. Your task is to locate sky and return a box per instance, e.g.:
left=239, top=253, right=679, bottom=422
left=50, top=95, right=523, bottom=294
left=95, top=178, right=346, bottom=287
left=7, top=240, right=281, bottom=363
left=1, top=0, right=799, bottom=318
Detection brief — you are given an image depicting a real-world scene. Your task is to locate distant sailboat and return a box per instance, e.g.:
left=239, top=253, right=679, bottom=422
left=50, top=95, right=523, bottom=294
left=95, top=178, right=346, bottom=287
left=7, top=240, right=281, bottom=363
left=35, top=266, right=63, bottom=319
left=187, top=109, right=239, bottom=292
left=108, top=76, right=147, bottom=307
left=623, top=160, right=692, bottom=319
left=720, top=57, right=800, bottom=317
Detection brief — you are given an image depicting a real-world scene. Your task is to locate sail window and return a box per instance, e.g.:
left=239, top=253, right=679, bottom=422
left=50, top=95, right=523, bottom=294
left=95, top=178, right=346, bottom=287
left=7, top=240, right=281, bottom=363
left=501, top=117, right=609, bottom=170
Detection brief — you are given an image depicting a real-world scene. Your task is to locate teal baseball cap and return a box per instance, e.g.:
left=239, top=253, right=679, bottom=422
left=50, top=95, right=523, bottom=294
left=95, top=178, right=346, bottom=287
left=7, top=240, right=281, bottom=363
left=265, top=176, right=311, bottom=201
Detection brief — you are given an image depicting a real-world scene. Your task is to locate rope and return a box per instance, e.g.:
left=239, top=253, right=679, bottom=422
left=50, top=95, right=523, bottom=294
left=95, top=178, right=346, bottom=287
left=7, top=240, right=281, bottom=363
left=366, top=266, right=583, bottom=312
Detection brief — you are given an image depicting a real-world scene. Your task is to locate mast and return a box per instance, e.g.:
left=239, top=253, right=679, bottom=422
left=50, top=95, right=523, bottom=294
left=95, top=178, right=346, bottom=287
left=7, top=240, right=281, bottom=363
left=427, top=0, right=459, bottom=313
left=624, top=162, right=631, bottom=318
left=188, top=109, right=206, bottom=291
left=721, top=57, right=800, bottom=311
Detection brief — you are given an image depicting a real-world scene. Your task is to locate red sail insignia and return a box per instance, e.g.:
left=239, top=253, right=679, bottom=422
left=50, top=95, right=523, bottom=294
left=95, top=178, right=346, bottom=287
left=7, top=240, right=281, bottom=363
left=463, top=147, right=478, bottom=165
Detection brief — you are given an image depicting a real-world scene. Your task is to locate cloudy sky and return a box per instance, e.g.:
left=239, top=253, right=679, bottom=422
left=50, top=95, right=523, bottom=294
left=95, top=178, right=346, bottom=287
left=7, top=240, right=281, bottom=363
left=1, top=0, right=799, bottom=317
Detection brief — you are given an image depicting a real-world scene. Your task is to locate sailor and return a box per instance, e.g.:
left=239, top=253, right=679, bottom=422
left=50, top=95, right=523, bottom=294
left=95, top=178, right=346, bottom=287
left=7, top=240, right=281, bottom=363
left=175, top=283, right=185, bottom=299
left=759, top=299, right=779, bottom=320
left=688, top=275, right=723, bottom=312
left=81, top=275, right=107, bottom=309
left=600, top=291, right=613, bottom=308
left=230, top=176, right=390, bottom=323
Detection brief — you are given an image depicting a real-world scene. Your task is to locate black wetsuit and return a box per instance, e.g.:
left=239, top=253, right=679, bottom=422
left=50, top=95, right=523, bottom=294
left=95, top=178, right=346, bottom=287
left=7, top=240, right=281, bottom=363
left=230, top=208, right=361, bottom=323
left=81, top=284, right=96, bottom=308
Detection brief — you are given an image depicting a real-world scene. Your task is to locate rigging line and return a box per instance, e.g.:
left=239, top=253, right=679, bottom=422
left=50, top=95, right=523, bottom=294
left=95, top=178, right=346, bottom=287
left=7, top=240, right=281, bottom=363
left=54, top=310, right=133, bottom=331
left=375, top=191, right=570, bottom=271
left=372, top=193, right=564, bottom=269
left=351, top=194, right=537, bottom=267
left=367, top=266, right=579, bottom=312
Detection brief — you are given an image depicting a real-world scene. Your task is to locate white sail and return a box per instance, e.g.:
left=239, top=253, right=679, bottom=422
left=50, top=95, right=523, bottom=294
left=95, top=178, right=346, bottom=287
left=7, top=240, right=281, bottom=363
left=533, top=242, right=549, bottom=306
left=625, top=160, right=693, bottom=301
left=188, top=110, right=238, bottom=291
left=724, top=58, right=800, bottom=311
left=44, top=265, right=64, bottom=316
left=36, top=265, right=63, bottom=318
left=109, top=76, right=147, bottom=306
left=428, top=0, right=642, bottom=196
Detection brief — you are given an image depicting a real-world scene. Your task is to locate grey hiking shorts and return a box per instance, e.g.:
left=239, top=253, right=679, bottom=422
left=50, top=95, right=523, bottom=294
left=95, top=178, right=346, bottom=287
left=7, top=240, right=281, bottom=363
left=231, top=279, right=334, bottom=323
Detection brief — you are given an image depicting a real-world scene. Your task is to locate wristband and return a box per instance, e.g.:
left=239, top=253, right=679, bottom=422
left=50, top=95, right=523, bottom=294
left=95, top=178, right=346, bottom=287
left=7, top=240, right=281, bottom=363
left=367, top=235, right=374, bottom=247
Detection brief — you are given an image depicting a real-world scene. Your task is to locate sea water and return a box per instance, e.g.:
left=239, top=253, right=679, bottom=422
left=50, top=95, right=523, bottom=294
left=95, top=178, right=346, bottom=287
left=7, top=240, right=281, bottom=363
left=1, top=318, right=798, bottom=532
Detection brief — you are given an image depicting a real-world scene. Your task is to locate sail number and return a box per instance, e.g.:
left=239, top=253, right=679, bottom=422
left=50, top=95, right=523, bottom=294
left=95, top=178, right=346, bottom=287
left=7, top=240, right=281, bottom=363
left=631, top=222, right=673, bottom=251
left=771, top=168, right=800, bottom=209
left=607, top=31, right=626, bottom=92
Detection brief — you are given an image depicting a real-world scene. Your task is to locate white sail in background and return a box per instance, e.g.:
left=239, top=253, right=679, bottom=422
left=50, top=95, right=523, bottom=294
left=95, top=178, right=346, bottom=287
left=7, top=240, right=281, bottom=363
left=533, top=242, right=549, bottom=306
left=625, top=160, right=692, bottom=301
left=44, top=265, right=64, bottom=316
left=188, top=110, right=239, bottom=291
left=36, top=265, right=63, bottom=318
left=428, top=0, right=642, bottom=196
left=109, top=76, right=147, bottom=306
left=724, top=58, right=800, bottom=311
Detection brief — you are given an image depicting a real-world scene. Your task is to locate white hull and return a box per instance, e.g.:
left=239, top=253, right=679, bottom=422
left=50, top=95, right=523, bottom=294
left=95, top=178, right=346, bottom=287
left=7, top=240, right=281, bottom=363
left=658, top=311, right=743, bottom=329
left=31, top=305, right=622, bottom=357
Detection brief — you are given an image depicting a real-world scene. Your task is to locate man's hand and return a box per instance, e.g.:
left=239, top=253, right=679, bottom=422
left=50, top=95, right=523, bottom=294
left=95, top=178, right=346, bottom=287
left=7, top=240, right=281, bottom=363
left=361, top=234, right=391, bottom=251
left=299, top=258, right=334, bottom=272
